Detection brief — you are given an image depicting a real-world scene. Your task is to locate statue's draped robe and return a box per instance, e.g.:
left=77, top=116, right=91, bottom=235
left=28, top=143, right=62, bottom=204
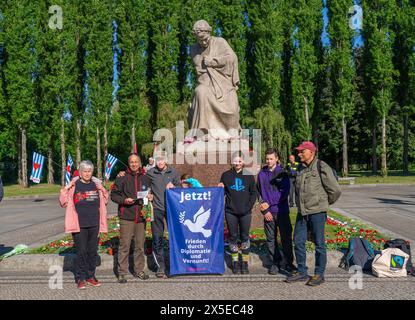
left=188, top=37, right=241, bottom=140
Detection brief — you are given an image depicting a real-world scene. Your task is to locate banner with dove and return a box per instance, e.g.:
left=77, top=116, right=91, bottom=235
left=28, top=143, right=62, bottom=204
left=29, top=152, right=45, bottom=184
left=166, top=187, right=224, bottom=275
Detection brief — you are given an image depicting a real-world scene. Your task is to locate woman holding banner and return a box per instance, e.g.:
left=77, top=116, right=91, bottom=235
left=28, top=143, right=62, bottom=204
left=59, top=160, right=108, bottom=290
left=218, top=153, right=257, bottom=274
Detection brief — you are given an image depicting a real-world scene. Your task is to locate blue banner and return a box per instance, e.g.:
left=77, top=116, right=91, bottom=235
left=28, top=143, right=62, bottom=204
left=166, top=187, right=224, bottom=275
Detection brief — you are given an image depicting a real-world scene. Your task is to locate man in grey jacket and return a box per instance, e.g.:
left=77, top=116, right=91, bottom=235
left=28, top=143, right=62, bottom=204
left=146, top=155, right=180, bottom=278
left=285, top=141, right=341, bottom=286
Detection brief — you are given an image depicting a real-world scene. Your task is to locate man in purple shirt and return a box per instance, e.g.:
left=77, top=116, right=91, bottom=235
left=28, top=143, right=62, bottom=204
left=257, top=148, right=296, bottom=275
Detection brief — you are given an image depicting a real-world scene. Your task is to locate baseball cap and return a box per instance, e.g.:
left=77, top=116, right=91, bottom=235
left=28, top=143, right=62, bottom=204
left=295, top=141, right=317, bottom=152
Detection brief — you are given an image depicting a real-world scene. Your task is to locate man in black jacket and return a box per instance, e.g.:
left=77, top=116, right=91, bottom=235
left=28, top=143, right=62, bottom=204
left=219, top=153, right=257, bottom=274
left=111, top=154, right=151, bottom=283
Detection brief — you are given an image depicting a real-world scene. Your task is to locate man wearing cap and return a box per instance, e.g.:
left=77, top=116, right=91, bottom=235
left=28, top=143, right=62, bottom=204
left=285, top=141, right=341, bottom=286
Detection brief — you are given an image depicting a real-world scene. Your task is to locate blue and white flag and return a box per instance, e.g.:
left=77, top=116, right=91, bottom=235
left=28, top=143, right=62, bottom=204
left=104, top=154, right=118, bottom=180
left=166, top=187, right=224, bottom=275
left=65, top=154, right=74, bottom=185
left=29, top=152, right=45, bottom=184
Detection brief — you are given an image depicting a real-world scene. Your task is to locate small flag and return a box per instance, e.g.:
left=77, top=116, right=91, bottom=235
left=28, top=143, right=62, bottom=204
left=105, top=154, right=118, bottom=180
left=30, top=152, right=45, bottom=184
left=65, top=154, right=74, bottom=185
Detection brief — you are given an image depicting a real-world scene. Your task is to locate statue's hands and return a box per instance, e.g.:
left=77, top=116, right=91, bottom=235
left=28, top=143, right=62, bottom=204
left=203, top=56, right=215, bottom=68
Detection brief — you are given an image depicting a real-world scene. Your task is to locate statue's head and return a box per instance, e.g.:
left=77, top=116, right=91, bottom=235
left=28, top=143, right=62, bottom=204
left=192, top=20, right=212, bottom=48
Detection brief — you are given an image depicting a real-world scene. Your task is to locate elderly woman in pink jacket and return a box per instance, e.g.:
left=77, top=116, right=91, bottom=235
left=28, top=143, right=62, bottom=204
left=60, top=160, right=108, bottom=290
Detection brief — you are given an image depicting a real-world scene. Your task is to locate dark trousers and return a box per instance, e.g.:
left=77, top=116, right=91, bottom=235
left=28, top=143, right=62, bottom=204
left=118, top=219, right=146, bottom=275
left=294, top=212, right=327, bottom=277
left=225, top=212, right=251, bottom=253
left=264, top=213, right=294, bottom=268
left=151, top=208, right=167, bottom=272
left=72, top=226, right=99, bottom=282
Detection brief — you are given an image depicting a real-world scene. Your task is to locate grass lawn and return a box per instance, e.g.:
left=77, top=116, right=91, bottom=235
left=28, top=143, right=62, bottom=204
left=3, top=182, right=114, bottom=198
left=3, top=183, right=62, bottom=197
left=343, top=170, right=415, bottom=185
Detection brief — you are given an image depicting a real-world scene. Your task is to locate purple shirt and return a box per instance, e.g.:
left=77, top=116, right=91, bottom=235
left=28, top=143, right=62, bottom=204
left=256, top=165, right=290, bottom=215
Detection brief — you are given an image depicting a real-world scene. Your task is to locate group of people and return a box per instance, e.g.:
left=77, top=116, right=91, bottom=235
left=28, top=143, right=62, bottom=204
left=59, top=140, right=341, bottom=290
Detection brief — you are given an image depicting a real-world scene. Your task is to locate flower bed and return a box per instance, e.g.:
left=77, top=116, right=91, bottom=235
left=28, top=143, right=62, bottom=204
left=24, top=209, right=389, bottom=256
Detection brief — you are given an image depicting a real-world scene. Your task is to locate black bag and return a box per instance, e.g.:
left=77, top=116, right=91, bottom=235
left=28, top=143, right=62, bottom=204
left=384, top=239, right=413, bottom=273
left=339, top=237, right=376, bottom=271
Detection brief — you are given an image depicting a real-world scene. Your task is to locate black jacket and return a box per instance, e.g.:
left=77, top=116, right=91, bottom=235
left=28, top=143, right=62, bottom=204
left=110, top=169, right=151, bottom=222
left=220, top=168, right=257, bottom=215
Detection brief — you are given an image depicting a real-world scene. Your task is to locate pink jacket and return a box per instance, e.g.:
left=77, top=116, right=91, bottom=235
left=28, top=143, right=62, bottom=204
left=59, top=176, right=108, bottom=234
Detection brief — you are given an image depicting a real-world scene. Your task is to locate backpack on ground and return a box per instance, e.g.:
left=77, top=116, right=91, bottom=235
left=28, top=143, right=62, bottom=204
left=383, top=239, right=413, bottom=273
left=372, top=248, right=409, bottom=278
left=339, top=237, right=375, bottom=271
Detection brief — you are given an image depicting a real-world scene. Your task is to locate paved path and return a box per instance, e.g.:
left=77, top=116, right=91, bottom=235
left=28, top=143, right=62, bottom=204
left=332, top=184, right=415, bottom=242
left=0, top=196, right=118, bottom=249
left=0, top=268, right=414, bottom=300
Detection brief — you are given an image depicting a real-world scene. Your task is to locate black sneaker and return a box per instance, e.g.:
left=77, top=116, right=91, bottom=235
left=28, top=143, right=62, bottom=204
left=306, top=275, right=325, bottom=286
left=118, top=275, right=127, bottom=284
left=241, top=261, right=249, bottom=275
left=285, top=272, right=309, bottom=283
left=133, top=271, right=150, bottom=280
left=232, top=261, right=241, bottom=274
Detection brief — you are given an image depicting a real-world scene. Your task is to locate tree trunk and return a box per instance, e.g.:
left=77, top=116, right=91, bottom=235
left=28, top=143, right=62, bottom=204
left=372, top=118, right=378, bottom=174
left=342, top=115, right=348, bottom=177
left=21, top=128, right=28, bottom=188
left=303, top=95, right=310, bottom=139
left=60, top=116, right=66, bottom=186
left=104, top=112, right=108, bottom=182
left=381, top=114, right=387, bottom=177
left=17, top=132, right=22, bottom=186
left=131, top=122, right=136, bottom=153
left=403, top=113, right=409, bottom=175
left=76, top=119, right=81, bottom=167
left=47, top=134, right=54, bottom=184
left=96, top=126, right=102, bottom=179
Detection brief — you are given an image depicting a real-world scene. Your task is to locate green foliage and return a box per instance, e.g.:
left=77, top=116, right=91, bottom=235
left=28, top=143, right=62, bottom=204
left=0, top=0, right=414, bottom=184
left=245, top=106, right=292, bottom=164
left=290, top=0, right=322, bottom=142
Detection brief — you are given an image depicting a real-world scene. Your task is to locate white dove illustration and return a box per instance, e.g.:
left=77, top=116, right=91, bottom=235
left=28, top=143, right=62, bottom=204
left=183, top=206, right=212, bottom=238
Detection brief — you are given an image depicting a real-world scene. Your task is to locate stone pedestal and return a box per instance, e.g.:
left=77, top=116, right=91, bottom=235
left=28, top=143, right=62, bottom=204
left=170, top=142, right=263, bottom=230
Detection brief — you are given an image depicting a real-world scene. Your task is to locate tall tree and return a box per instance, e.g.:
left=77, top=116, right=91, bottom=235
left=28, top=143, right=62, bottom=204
left=393, top=0, right=415, bottom=175
left=83, top=1, right=114, bottom=179
left=327, top=0, right=357, bottom=177
left=290, top=0, right=322, bottom=143
left=116, top=0, right=152, bottom=154
left=147, top=0, right=180, bottom=129
left=246, top=0, right=284, bottom=114
left=3, top=0, right=39, bottom=187
left=363, top=0, right=398, bottom=176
